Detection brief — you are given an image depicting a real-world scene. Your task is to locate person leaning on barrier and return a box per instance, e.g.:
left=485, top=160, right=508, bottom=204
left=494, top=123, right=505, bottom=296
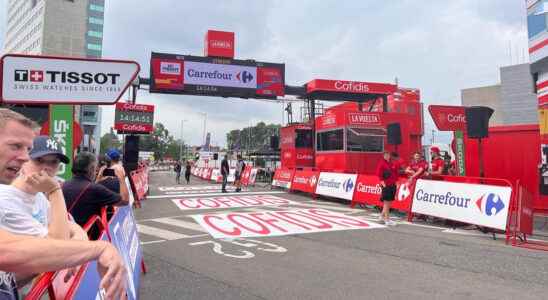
left=0, top=108, right=126, bottom=300
left=405, top=152, right=428, bottom=182
left=62, top=152, right=129, bottom=238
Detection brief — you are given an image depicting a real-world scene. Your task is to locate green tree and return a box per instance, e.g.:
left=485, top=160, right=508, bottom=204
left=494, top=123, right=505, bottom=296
left=100, top=128, right=122, bottom=155
left=226, top=122, right=280, bottom=152
left=139, top=123, right=187, bottom=161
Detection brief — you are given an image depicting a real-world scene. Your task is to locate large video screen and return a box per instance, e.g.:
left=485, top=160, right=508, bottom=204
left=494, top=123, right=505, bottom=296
left=149, top=53, right=285, bottom=98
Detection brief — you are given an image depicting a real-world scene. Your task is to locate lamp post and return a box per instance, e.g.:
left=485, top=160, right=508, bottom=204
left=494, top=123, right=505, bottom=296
left=199, top=112, right=207, bottom=148
left=180, top=119, right=188, bottom=160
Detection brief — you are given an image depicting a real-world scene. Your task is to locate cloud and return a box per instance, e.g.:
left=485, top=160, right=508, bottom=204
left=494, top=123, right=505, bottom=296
left=0, top=0, right=530, bottom=147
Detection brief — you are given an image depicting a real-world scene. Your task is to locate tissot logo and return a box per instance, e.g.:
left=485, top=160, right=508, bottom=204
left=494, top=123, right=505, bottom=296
left=14, top=69, right=121, bottom=85
left=160, top=62, right=181, bottom=75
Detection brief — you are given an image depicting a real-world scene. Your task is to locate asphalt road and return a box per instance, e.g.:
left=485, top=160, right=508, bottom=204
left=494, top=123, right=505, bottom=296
left=134, top=171, right=548, bottom=300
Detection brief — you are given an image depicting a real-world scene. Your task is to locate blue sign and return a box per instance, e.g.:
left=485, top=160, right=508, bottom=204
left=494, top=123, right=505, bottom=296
left=71, top=206, right=143, bottom=299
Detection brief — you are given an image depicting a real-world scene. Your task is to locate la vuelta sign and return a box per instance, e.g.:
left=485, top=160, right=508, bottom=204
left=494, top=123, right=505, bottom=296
left=428, top=105, right=466, bottom=131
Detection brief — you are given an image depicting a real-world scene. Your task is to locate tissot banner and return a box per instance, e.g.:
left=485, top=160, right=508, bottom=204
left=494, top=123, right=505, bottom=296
left=411, top=179, right=512, bottom=230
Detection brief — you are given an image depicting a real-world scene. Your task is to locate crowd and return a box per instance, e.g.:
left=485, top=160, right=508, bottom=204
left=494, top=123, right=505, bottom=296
left=0, top=108, right=128, bottom=300
left=376, top=146, right=456, bottom=225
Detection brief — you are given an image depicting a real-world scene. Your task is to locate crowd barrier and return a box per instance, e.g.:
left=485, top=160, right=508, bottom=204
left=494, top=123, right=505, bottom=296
left=130, top=165, right=150, bottom=207
left=191, top=166, right=258, bottom=186
left=272, top=167, right=543, bottom=250
left=26, top=206, right=145, bottom=299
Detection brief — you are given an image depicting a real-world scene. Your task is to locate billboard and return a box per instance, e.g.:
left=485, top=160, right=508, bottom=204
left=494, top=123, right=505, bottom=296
left=1, top=54, right=139, bottom=104
left=114, top=102, right=154, bottom=134
left=149, top=53, right=285, bottom=98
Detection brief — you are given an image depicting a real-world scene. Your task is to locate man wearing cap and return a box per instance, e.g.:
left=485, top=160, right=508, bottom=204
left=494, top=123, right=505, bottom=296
left=430, top=146, right=444, bottom=176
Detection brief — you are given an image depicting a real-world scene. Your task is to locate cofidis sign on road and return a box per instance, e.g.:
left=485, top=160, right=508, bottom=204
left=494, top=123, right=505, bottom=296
left=1, top=54, right=139, bottom=104
left=411, top=179, right=512, bottom=230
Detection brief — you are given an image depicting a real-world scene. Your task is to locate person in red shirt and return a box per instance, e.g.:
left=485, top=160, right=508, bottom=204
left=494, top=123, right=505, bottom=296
left=430, top=146, right=444, bottom=176
left=405, top=152, right=428, bottom=182
left=376, top=151, right=398, bottom=225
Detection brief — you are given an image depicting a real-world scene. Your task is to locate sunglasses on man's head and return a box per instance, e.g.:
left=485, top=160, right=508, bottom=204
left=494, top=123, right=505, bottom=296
left=34, top=157, right=61, bottom=166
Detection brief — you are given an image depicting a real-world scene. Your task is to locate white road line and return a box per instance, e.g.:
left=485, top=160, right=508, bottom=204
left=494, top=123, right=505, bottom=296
left=151, top=217, right=207, bottom=232
left=148, top=191, right=286, bottom=199
left=293, top=201, right=361, bottom=213
left=137, top=224, right=194, bottom=240
left=141, top=240, right=166, bottom=245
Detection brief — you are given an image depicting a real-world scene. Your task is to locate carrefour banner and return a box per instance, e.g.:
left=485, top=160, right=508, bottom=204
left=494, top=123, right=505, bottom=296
left=315, top=172, right=357, bottom=201
left=411, top=179, right=512, bottom=230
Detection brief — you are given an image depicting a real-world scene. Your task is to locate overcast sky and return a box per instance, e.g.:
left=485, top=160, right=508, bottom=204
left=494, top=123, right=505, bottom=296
left=0, top=0, right=529, bottom=147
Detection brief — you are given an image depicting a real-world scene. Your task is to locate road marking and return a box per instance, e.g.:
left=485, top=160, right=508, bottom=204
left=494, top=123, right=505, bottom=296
left=141, top=240, right=166, bottom=245
left=293, top=201, right=361, bottom=213
left=137, top=224, right=194, bottom=240
left=151, top=217, right=206, bottom=232
left=147, top=191, right=286, bottom=199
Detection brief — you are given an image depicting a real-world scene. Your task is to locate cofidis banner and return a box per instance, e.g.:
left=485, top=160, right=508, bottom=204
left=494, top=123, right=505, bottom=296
left=411, top=179, right=512, bottom=230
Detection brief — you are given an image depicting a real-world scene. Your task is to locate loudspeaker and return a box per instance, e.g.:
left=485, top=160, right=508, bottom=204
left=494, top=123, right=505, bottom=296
left=387, top=123, right=402, bottom=145
left=124, top=135, right=139, bottom=172
left=270, top=135, right=279, bottom=150
left=465, top=106, right=494, bottom=139
left=213, top=153, right=218, bottom=160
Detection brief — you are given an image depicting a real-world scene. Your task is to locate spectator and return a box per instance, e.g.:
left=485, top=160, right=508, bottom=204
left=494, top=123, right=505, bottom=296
left=234, top=155, right=245, bottom=192
left=62, top=152, right=129, bottom=239
left=376, top=151, right=398, bottom=225
left=184, top=161, right=191, bottom=184
left=442, top=152, right=456, bottom=175
left=173, top=160, right=182, bottom=184
left=0, top=108, right=126, bottom=300
left=405, top=152, right=428, bottom=182
left=221, top=155, right=229, bottom=193
left=430, top=146, right=444, bottom=176
left=391, top=152, right=405, bottom=176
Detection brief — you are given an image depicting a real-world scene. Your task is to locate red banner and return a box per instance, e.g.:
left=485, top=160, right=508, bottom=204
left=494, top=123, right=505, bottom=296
left=428, top=105, right=466, bottom=131
left=256, top=67, right=285, bottom=97
left=352, top=175, right=414, bottom=212
left=241, top=165, right=252, bottom=186
left=204, top=30, right=235, bottom=58
left=306, top=79, right=397, bottom=95
left=115, top=102, right=154, bottom=112
left=290, top=170, right=319, bottom=194
left=272, top=168, right=295, bottom=189
left=150, top=57, right=184, bottom=91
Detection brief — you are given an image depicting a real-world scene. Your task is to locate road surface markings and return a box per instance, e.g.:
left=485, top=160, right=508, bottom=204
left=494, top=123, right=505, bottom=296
left=147, top=191, right=286, bottom=199
left=137, top=224, right=196, bottom=240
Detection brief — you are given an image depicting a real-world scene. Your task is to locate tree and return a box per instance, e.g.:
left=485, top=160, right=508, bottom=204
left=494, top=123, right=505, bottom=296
left=139, top=122, right=186, bottom=161
left=226, top=122, right=280, bottom=152
left=100, top=128, right=122, bottom=155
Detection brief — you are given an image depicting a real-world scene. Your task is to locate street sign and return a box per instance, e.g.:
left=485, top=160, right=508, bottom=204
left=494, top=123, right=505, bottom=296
left=0, top=54, right=140, bottom=104
left=149, top=53, right=285, bottom=98
left=428, top=105, right=467, bottom=131
left=114, top=102, right=154, bottom=134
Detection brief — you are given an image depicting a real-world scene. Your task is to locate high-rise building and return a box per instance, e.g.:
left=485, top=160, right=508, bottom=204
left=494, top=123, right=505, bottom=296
left=2, top=0, right=106, bottom=153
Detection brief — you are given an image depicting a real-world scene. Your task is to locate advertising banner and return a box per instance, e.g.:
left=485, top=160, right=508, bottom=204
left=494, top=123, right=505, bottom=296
left=454, top=130, right=466, bottom=176
left=248, top=168, right=258, bottom=185
left=306, top=79, right=397, bottom=95
left=49, top=105, right=73, bottom=180
left=191, top=208, right=384, bottom=239
left=352, top=175, right=414, bottom=212
left=411, top=179, right=512, bottom=230
left=1, top=54, right=139, bottom=104
left=315, top=172, right=358, bottom=201
left=172, top=195, right=297, bottom=211
left=204, top=30, right=235, bottom=58
left=272, top=168, right=295, bottom=189
left=290, top=170, right=319, bottom=194
left=149, top=53, right=284, bottom=98
left=428, top=105, right=467, bottom=131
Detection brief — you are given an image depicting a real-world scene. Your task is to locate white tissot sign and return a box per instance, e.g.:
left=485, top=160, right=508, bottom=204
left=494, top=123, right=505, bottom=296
left=184, top=61, right=257, bottom=89
left=315, top=172, right=358, bottom=201
left=411, top=179, right=512, bottom=230
left=191, top=208, right=384, bottom=239
left=1, top=55, right=139, bottom=104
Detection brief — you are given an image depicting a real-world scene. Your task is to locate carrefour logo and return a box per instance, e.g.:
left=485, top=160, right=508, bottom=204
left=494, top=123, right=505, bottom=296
left=342, top=178, right=354, bottom=192
left=476, top=193, right=505, bottom=216
left=236, top=71, right=253, bottom=83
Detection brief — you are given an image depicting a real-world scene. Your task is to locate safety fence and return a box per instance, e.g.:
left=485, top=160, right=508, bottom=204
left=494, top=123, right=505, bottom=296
left=270, top=167, right=544, bottom=251
left=191, top=165, right=259, bottom=186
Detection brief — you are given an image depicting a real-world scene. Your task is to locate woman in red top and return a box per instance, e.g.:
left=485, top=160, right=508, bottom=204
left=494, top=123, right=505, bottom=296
left=430, top=146, right=445, bottom=176
left=376, top=151, right=398, bottom=225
